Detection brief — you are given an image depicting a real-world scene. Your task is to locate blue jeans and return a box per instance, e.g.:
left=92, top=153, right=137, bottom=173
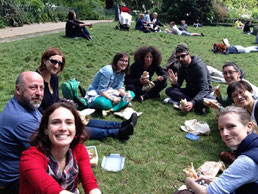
left=74, top=26, right=91, bottom=40
left=85, top=119, right=121, bottom=139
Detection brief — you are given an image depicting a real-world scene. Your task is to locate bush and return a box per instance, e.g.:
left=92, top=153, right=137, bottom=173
left=0, top=17, right=6, bottom=28
left=212, top=0, right=227, bottom=22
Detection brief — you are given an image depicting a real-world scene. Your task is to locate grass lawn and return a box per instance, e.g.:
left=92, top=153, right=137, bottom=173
left=0, top=22, right=257, bottom=193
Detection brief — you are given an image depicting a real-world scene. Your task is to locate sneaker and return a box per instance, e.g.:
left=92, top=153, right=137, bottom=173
left=118, top=123, right=134, bottom=140
left=163, top=98, right=179, bottom=106
left=201, top=33, right=204, bottom=36
left=137, top=94, right=149, bottom=102
left=219, top=151, right=236, bottom=164
left=201, top=107, right=210, bottom=114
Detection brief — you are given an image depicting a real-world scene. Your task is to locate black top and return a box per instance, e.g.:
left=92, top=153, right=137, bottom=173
left=36, top=70, right=59, bottom=113
left=125, top=62, right=167, bottom=86
left=65, top=19, right=82, bottom=37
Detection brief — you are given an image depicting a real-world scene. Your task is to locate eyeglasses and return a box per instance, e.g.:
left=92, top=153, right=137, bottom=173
left=119, top=59, right=129, bottom=63
left=49, top=59, right=64, bottom=66
left=222, top=70, right=237, bottom=75
left=176, top=54, right=188, bottom=60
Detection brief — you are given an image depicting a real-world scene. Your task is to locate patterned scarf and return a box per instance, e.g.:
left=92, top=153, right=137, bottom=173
left=47, top=149, right=79, bottom=193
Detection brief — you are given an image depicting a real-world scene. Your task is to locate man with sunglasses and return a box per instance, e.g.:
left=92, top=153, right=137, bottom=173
left=164, top=43, right=213, bottom=113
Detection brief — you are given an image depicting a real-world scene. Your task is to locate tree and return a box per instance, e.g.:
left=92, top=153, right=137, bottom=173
left=159, top=0, right=213, bottom=24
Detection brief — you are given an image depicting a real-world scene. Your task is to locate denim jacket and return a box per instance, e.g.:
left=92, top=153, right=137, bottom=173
left=87, top=65, right=125, bottom=95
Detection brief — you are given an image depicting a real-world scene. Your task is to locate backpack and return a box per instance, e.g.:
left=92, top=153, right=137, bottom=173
left=61, top=78, right=88, bottom=110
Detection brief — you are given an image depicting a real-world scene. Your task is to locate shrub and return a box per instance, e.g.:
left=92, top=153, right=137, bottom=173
left=212, top=0, right=227, bottom=22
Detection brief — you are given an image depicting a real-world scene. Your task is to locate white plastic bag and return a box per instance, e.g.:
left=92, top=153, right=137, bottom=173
left=180, top=119, right=210, bottom=135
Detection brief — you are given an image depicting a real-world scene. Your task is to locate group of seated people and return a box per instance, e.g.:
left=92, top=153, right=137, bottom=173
left=135, top=11, right=164, bottom=33
left=0, top=42, right=257, bottom=193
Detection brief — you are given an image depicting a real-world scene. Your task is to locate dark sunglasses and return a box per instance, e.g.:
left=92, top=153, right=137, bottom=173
left=49, top=59, right=64, bottom=66
left=176, top=54, right=188, bottom=60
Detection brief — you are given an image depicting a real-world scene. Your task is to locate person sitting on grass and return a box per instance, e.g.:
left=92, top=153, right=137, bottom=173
left=37, top=47, right=137, bottom=140
left=125, top=46, right=167, bottom=102
left=19, top=101, right=101, bottom=194
left=164, top=43, right=213, bottom=113
left=165, top=21, right=204, bottom=36
left=135, top=13, right=151, bottom=33
left=85, top=52, right=135, bottom=117
left=234, top=18, right=244, bottom=29
left=65, top=10, right=92, bottom=40
left=185, top=106, right=258, bottom=193
left=205, top=62, right=258, bottom=111
left=179, top=20, right=188, bottom=31
left=150, top=12, right=164, bottom=32
left=243, top=20, right=252, bottom=34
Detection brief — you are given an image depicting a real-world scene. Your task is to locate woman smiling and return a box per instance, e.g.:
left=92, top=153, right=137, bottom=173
left=19, top=101, right=101, bottom=194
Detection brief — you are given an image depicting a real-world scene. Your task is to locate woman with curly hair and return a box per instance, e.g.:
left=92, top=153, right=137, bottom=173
left=125, top=46, right=167, bottom=102
left=19, top=101, right=101, bottom=194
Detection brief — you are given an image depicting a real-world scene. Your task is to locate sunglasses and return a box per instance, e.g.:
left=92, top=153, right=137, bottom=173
left=176, top=54, right=188, bottom=60
left=49, top=59, right=64, bottom=66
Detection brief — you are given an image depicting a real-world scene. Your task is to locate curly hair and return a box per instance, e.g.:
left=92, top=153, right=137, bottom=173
left=213, top=43, right=227, bottom=53
left=134, top=46, right=162, bottom=67
left=30, top=101, right=88, bottom=155
left=111, top=52, right=130, bottom=74
left=38, top=47, right=65, bottom=74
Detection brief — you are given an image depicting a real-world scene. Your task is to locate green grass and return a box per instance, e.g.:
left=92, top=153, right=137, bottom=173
left=0, top=22, right=257, bottom=193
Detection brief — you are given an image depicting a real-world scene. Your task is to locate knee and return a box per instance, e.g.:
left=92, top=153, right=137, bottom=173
left=93, top=97, right=112, bottom=110
left=128, top=91, right=135, bottom=99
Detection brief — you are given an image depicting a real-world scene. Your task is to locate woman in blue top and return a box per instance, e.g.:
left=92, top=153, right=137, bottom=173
left=185, top=106, right=258, bottom=193
left=86, top=52, right=135, bottom=116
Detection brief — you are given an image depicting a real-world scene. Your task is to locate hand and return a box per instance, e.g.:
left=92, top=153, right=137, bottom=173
left=182, top=102, right=193, bottom=112
left=113, top=97, right=121, bottom=104
left=140, top=77, right=149, bottom=85
left=214, top=88, right=221, bottom=99
left=156, top=76, right=164, bottom=82
left=204, top=101, right=220, bottom=110
left=195, top=175, right=217, bottom=184
left=167, top=69, right=177, bottom=84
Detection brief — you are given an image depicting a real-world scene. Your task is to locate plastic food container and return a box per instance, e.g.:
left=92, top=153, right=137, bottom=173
left=101, top=154, right=125, bottom=172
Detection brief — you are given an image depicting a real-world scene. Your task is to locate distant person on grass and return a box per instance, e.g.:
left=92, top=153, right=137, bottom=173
left=185, top=106, right=258, bottom=193
left=65, top=10, right=92, bottom=40
left=243, top=20, right=252, bottom=34
left=234, top=18, right=244, bottom=29
left=179, top=20, right=188, bottom=31
left=37, top=47, right=137, bottom=140
left=165, top=21, right=204, bottom=36
left=19, top=101, right=101, bottom=194
left=85, top=52, right=135, bottom=117
left=125, top=46, right=167, bottom=102
left=213, top=43, right=258, bottom=54
left=164, top=43, right=213, bottom=113
left=135, top=13, right=151, bottom=33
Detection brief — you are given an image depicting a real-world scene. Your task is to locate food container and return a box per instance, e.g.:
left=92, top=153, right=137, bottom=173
left=101, top=154, right=125, bottom=172
left=86, top=146, right=98, bottom=167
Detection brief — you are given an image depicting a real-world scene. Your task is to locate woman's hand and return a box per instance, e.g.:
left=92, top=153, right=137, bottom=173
left=214, top=88, right=221, bottom=99
left=167, top=69, right=177, bottom=84
left=59, top=190, right=73, bottom=194
left=140, top=77, right=149, bottom=85
left=195, top=175, right=217, bottom=185
left=113, top=97, right=121, bottom=104
left=156, top=76, right=164, bottom=82
left=181, top=102, right=193, bottom=112
left=185, top=177, right=208, bottom=194
left=89, top=188, right=102, bottom=194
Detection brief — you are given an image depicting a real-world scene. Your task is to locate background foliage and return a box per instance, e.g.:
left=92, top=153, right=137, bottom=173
left=0, top=22, right=257, bottom=193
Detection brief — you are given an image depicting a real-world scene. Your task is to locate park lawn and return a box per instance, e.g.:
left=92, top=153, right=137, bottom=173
left=0, top=22, right=257, bottom=193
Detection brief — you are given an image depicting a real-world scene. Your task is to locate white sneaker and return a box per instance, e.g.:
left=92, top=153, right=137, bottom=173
left=163, top=98, right=171, bottom=104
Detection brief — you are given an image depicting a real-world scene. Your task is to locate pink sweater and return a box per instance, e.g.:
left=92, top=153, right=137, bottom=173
left=19, top=144, right=99, bottom=194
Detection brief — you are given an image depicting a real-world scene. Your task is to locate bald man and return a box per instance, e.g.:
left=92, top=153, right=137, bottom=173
left=0, top=71, right=44, bottom=194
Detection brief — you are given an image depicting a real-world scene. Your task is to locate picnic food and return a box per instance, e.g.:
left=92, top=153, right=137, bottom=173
left=203, top=98, right=218, bottom=105
left=141, top=71, right=155, bottom=91
left=197, top=161, right=225, bottom=177
left=86, top=146, right=98, bottom=167
left=180, top=98, right=187, bottom=107
left=183, top=162, right=198, bottom=179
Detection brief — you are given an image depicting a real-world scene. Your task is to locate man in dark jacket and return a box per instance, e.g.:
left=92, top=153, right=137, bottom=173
left=165, top=43, right=213, bottom=113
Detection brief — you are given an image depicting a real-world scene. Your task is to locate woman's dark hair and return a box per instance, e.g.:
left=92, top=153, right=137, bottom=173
left=38, top=47, right=65, bottom=74
left=134, top=46, right=162, bottom=67
left=227, top=80, right=253, bottom=101
left=111, top=52, right=130, bottom=74
left=68, top=10, right=75, bottom=20
left=245, top=20, right=251, bottom=25
left=222, top=62, right=245, bottom=79
left=30, top=101, right=88, bottom=155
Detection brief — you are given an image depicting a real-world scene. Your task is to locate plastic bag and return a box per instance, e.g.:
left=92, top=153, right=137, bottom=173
left=114, top=107, right=142, bottom=120
left=180, top=119, right=210, bottom=135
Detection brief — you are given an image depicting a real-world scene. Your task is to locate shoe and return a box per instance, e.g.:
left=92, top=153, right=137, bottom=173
left=137, top=94, right=149, bottom=102
left=219, top=151, right=236, bottom=164
left=118, top=123, right=134, bottom=140
left=163, top=98, right=179, bottom=106
left=121, top=112, right=138, bottom=127
left=201, top=33, right=204, bottom=36
left=201, top=107, right=209, bottom=114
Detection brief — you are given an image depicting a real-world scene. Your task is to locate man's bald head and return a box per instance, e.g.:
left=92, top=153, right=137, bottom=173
left=15, top=71, right=44, bottom=109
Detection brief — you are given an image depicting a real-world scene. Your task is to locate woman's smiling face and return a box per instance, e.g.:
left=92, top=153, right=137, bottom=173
left=223, top=66, right=241, bottom=85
